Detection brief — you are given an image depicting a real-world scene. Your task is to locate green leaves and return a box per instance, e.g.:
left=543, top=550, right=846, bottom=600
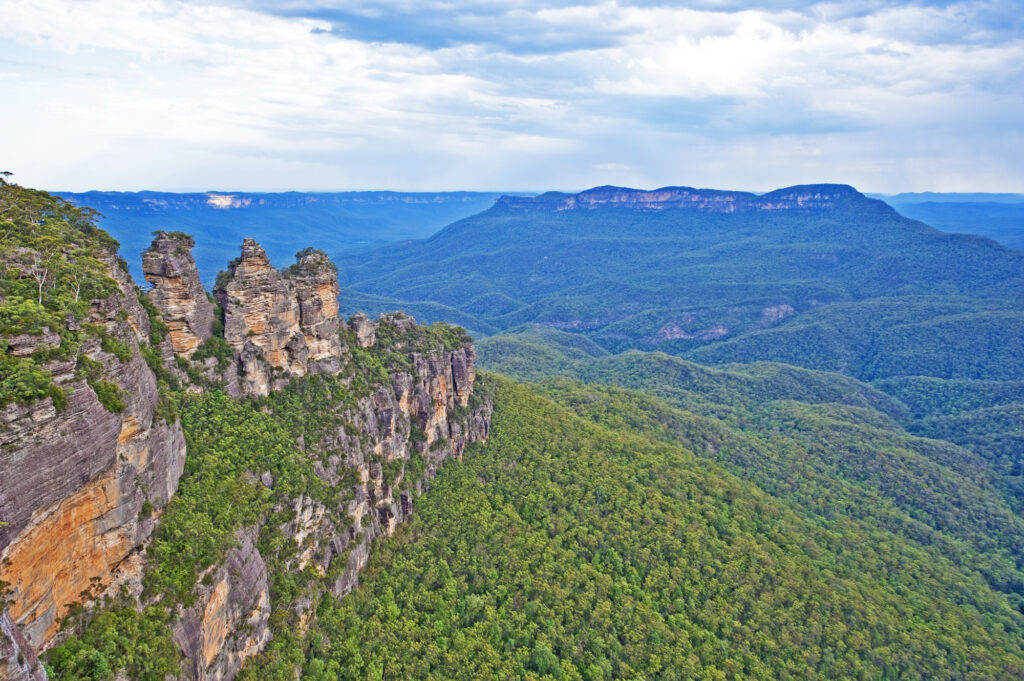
left=1, top=178, right=123, bottom=409
left=47, top=605, right=179, bottom=681
left=309, top=376, right=1024, bottom=680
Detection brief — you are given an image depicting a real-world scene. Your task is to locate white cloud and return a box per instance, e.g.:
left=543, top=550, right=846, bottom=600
left=0, top=0, right=1020, bottom=191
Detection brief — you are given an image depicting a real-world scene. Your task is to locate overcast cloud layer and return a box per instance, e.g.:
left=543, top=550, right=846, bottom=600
left=0, top=0, right=1021, bottom=192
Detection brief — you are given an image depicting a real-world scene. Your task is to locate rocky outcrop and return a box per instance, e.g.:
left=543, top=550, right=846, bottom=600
left=173, top=528, right=270, bottom=681
left=1, top=223, right=491, bottom=681
left=161, top=312, right=491, bottom=679
left=305, top=315, right=490, bottom=598
left=143, top=233, right=215, bottom=356
left=349, top=313, right=375, bottom=348
left=289, top=249, right=343, bottom=375
left=214, top=240, right=346, bottom=395
left=0, top=258, right=186, bottom=651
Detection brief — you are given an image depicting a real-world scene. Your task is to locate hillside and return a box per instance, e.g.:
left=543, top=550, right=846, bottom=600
left=339, top=184, right=1024, bottom=384
left=4, top=180, right=1024, bottom=681
left=0, top=180, right=492, bottom=681
left=478, top=329, right=1024, bottom=500
left=279, top=376, right=1024, bottom=680
left=875, top=193, right=1024, bottom=251
left=58, top=191, right=509, bottom=288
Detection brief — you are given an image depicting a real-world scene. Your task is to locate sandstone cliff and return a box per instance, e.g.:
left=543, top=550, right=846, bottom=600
left=1, top=202, right=490, bottom=681
left=0, top=612, right=45, bottom=681
left=142, top=232, right=215, bottom=356
left=213, top=239, right=345, bottom=396
left=0, top=255, right=186, bottom=656
left=172, top=528, right=270, bottom=681
left=171, top=312, right=491, bottom=681
left=495, top=183, right=886, bottom=213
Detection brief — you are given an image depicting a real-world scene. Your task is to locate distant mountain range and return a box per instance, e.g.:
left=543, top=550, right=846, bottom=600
left=872, top=192, right=1024, bottom=251
left=339, top=183, right=1024, bottom=370
left=59, top=189, right=1024, bottom=290
left=57, top=190, right=513, bottom=287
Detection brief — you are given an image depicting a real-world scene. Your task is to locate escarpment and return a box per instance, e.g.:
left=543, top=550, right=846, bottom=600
left=2, top=194, right=491, bottom=681
left=494, top=183, right=886, bottom=213
left=168, top=308, right=490, bottom=681
left=0, top=252, right=186, bottom=654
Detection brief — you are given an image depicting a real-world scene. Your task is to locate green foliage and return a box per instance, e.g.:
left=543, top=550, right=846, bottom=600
left=0, top=177, right=123, bottom=409
left=147, top=230, right=192, bottom=245
left=0, top=296, right=56, bottom=337
left=138, top=296, right=169, bottom=346
left=689, top=297, right=1024, bottom=381
left=873, top=376, right=1024, bottom=484
left=477, top=324, right=608, bottom=380
left=77, top=355, right=125, bottom=413
left=301, top=376, right=1024, bottom=680
left=192, top=335, right=234, bottom=371
left=142, top=390, right=304, bottom=605
left=90, top=380, right=125, bottom=414
left=341, top=192, right=1024, bottom=384
left=46, top=602, right=179, bottom=681
left=513, top=351, right=1024, bottom=587
left=283, top=247, right=336, bottom=276
left=85, top=325, right=133, bottom=363
left=0, top=349, right=65, bottom=408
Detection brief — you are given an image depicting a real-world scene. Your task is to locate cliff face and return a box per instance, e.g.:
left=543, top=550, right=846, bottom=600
left=142, top=232, right=216, bottom=356
left=325, top=318, right=489, bottom=598
left=1, top=612, right=45, bottom=681
left=1, top=206, right=490, bottom=681
left=0, top=256, right=186, bottom=653
left=214, top=240, right=345, bottom=395
left=172, top=528, right=270, bottom=681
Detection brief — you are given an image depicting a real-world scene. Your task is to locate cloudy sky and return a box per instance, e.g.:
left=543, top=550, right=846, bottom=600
left=1, top=0, right=1021, bottom=192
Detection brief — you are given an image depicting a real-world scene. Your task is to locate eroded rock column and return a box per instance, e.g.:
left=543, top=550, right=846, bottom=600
left=142, top=232, right=215, bottom=356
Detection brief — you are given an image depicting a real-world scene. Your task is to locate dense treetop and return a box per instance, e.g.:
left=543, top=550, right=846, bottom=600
left=0, top=177, right=124, bottom=408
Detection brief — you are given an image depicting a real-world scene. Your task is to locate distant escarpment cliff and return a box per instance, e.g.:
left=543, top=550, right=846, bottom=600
left=0, top=180, right=490, bottom=681
left=494, top=183, right=892, bottom=213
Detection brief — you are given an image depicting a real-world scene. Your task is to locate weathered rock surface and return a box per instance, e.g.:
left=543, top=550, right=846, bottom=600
left=289, top=249, right=343, bottom=375
left=349, top=312, right=375, bottom=348
left=173, top=528, right=270, bottom=681
left=0, top=612, right=46, bottom=681
left=164, top=313, right=491, bottom=679
left=307, top=316, right=491, bottom=598
left=143, top=233, right=215, bottom=356
left=0, top=259, right=186, bottom=651
left=214, top=240, right=346, bottom=395
left=1, top=231, right=491, bottom=681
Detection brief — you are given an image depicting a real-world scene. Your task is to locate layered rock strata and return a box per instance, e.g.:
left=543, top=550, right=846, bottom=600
left=214, top=240, right=345, bottom=395
left=1, top=229, right=490, bottom=681
left=168, top=313, right=491, bottom=681
left=496, top=183, right=883, bottom=213
left=173, top=528, right=270, bottom=681
left=143, top=232, right=216, bottom=356
left=1, top=612, right=45, bottom=681
left=0, top=257, right=186, bottom=653
left=274, top=315, right=490, bottom=601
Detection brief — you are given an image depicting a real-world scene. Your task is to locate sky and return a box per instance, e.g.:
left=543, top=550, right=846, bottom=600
left=0, top=0, right=1022, bottom=193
